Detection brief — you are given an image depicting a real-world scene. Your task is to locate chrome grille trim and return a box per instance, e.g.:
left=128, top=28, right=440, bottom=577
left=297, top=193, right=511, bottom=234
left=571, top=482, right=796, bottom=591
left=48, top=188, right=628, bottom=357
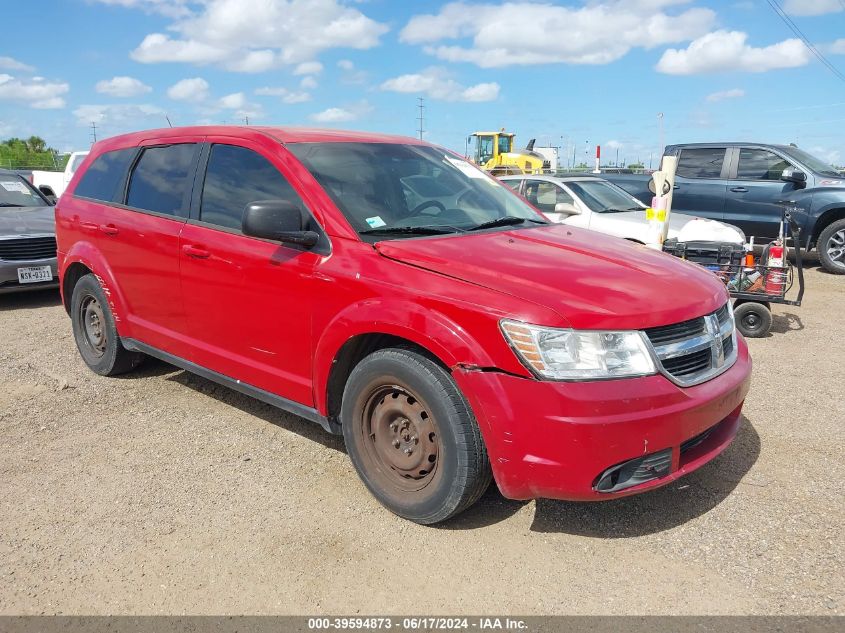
left=644, top=302, right=738, bottom=387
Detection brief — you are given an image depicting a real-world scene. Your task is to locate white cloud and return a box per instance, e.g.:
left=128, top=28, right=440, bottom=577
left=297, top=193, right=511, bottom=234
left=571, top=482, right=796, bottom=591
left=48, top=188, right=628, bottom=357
left=0, top=74, right=69, bottom=109
left=294, top=61, right=323, bottom=76
left=783, top=0, right=843, bottom=16
left=218, top=92, right=247, bottom=109
left=337, top=59, right=367, bottom=84
left=0, top=56, right=34, bottom=72
left=167, top=77, right=210, bottom=102
left=129, top=0, right=388, bottom=72
left=73, top=103, right=166, bottom=129
left=309, top=100, right=372, bottom=123
left=95, top=76, right=152, bottom=98
left=381, top=67, right=499, bottom=102
left=706, top=88, right=746, bottom=102
left=400, top=1, right=715, bottom=68
left=337, top=59, right=354, bottom=71
left=831, top=39, right=845, bottom=54
left=656, top=31, right=811, bottom=74
left=89, top=0, right=192, bottom=18
left=255, top=86, right=312, bottom=103
left=310, top=107, right=356, bottom=123
left=300, top=76, right=318, bottom=90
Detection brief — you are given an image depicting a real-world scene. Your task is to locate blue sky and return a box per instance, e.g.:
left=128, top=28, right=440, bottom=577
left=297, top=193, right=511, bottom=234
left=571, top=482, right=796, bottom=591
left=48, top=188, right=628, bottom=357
left=1, top=0, right=844, bottom=166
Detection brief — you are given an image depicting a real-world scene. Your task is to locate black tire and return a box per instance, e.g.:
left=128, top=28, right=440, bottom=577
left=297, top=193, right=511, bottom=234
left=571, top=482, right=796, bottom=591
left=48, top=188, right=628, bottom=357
left=70, top=274, right=143, bottom=376
left=733, top=302, right=772, bottom=338
left=817, top=218, right=845, bottom=274
left=341, top=348, right=492, bottom=524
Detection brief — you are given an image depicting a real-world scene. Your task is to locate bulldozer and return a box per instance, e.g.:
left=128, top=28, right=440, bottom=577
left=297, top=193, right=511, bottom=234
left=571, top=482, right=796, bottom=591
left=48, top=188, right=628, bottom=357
left=468, top=130, right=550, bottom=175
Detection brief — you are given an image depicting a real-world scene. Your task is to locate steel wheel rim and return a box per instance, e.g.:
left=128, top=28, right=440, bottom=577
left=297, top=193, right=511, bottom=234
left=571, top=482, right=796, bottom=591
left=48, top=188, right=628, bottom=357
left=827, top=229, right=845, bottom=263
left=79, top=295, right=107, bottom=357
left=741, top=311, right=762, bottom=332
left=360, top=384, right=441, bottom=493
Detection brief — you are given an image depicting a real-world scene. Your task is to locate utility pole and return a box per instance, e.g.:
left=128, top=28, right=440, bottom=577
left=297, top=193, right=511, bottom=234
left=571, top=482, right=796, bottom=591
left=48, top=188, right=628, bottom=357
left=615, top=147, right=619, bottom=167
left=657, top=112, right=664, bottom=157
left=417, top=97, right=425, bottom=140
left=243, top=116, right=250, bottom=126
left=89, top=121, right=98, bottom=145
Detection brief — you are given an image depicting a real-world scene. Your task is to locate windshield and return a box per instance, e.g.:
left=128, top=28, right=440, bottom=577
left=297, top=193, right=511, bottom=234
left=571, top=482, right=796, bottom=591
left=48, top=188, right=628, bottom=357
left=288, top=142, right=545, bottom=239
left=566, top=180, right=644, bottom=213
left=781, top=147, right=841, bottom=178
left=0, top=175, right=48, bottom=208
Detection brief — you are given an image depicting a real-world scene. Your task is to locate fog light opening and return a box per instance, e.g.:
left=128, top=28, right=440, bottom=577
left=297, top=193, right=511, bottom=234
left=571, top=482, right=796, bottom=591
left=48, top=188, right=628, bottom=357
left=594, top=448, right=673, bottom=493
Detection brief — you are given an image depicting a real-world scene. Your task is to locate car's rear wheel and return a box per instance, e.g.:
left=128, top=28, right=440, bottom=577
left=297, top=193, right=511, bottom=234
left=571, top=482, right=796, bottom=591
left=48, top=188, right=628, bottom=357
left=70, top=274, right=143, bottom=376
left=818, top=218, right=845, bottom=274
left=341, top=348, right=491, bottom=524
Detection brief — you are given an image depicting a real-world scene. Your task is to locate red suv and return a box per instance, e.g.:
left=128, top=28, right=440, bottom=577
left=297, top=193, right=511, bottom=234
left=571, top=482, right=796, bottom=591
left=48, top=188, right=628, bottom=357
left=56, top=127, right=752, bottom=524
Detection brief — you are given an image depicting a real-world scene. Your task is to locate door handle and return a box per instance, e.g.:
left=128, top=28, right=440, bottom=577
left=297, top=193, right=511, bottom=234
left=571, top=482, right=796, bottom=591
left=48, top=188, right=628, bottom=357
left=182, top=244, right=211, bottom=259
left=99, top=224, right=119, bottom=236
left=673, top=184, right=680, bottom=189
left=80, top=221, right=98, bottom=230
left=730, top=187, right=748, bottom=193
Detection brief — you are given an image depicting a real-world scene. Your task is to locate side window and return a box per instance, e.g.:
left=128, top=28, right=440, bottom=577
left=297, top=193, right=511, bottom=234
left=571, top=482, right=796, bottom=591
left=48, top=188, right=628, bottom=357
left=126, top=144, right=196, bottom=216
left=736, top=149, right=791, bottom=181
left=502, top=180, right=521, bottom=192
left=73, top=148, right=136, bottom=203
left=676, top=148, right=726, bottom=179
left=200, top=144, right=305, bottom=230
left=524, top=180, right=573, bottom=213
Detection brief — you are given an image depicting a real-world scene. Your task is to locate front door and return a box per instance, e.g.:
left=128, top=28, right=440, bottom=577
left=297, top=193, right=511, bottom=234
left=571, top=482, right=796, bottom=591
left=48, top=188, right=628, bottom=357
left=178, top=140, right=323, bottom=406
left=723, top=147, right=795, bottom=241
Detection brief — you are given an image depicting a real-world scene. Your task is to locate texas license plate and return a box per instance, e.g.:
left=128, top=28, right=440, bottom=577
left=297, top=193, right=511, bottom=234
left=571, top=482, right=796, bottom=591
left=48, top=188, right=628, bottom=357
left=17, top=265, right=53, bottom=284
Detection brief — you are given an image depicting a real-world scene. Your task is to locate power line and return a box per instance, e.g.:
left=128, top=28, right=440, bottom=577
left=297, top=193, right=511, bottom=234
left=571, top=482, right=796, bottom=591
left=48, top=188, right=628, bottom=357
left=765, top=0, right=845, bottom=83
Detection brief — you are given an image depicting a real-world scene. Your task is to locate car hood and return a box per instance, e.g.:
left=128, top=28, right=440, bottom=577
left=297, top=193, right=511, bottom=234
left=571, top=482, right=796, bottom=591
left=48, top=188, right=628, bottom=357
left=598, top=210, right=744, bottom=242
left=0, top=206, right=55, bottom=237
left=375, top=224, right=728, bottom=330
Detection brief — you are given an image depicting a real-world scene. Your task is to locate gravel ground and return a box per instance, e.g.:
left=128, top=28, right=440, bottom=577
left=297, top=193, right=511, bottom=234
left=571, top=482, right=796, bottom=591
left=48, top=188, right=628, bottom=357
left=0, top=263, right=842, bottom=615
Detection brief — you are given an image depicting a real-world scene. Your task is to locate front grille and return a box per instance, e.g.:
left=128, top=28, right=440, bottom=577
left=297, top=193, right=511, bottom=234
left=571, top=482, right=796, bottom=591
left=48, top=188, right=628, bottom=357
left=0, top=237, right=57, bottom=261
left=644, top=303, right=737, bottom=387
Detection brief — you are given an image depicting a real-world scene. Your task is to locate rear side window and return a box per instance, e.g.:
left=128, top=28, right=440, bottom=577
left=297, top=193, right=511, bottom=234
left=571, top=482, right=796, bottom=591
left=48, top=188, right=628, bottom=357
left=676, top=148, right=725, bottom=179
left=126, top=144, right=197, bottom=217
left=74, top=148, right=136, bottom=203
left=200, top=144, right=304, bottom=230
left=736, top=149, right=791, bottom=181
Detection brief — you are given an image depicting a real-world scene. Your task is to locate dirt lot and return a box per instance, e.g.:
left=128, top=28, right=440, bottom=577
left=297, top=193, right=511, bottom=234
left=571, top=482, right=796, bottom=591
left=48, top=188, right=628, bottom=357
left=1, top=263, right=843, bottom=615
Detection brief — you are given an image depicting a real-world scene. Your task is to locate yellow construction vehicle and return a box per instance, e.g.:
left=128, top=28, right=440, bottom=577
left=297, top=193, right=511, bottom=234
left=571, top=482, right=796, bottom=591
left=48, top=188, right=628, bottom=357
left=469, top=130, right=550, bottom=175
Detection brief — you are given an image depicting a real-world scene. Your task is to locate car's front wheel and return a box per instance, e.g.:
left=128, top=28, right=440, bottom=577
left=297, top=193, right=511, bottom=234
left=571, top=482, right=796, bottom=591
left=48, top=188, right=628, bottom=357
left=70, top=273, right=143, bottom=376
left=341, top=348, right=491, bottom=524
left=818, top=218, right=845, bottom=274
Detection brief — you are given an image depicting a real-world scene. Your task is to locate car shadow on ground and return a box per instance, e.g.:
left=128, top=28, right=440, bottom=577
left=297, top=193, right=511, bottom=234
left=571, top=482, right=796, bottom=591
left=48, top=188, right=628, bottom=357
left=0, top=288, right=62, bottom=311
left=162, top=365, right=345, bottom=454
left=769, top=312, right=804, bottom=334
left=443, top=415, right=761, bottom=535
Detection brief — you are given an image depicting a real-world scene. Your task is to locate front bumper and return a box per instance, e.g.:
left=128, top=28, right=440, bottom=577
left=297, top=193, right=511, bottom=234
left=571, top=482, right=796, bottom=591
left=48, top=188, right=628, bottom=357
left=0, top=258, right=59, bottom=294
left=454, top=335, right=752, bottom=501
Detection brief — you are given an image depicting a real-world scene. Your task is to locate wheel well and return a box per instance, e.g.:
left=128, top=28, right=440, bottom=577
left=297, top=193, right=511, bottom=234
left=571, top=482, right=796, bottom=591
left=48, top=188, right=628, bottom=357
left=325, top=334, right=447, bottom=424
left=61, top=262, right=92, bottom=313
left=812, top=208, right=845, bottom=243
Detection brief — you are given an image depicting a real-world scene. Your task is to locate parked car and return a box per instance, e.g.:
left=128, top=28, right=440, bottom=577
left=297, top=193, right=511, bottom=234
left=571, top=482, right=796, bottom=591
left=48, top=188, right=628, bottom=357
left=57, top=126, right=751, bottom=524
left=499, top=174, right=745, bottom=244
left=30, top=151, right=89, bottom=200
left=0, top=169, right=58, bottom=294
left=603, top=143, right=845, bottom=273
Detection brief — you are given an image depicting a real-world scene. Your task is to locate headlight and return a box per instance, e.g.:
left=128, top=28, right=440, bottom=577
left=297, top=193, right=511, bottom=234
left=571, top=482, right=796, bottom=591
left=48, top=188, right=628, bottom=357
left=500, top=320, right=657, bottom=380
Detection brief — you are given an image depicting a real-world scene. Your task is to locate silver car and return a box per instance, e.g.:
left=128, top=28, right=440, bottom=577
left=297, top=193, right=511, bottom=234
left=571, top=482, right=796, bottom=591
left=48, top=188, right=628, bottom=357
left=0, top=169, right=58, bottom=294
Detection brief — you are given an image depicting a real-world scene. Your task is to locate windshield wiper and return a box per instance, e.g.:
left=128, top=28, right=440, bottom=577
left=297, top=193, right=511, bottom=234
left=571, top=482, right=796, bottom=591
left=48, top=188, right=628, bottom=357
left=600, top=207, right=640, bottom=213
left=0, top=203, right=24, bottom=207
left=359, top=225, right=459, bottom=236
left=468, top=216, right=545, bottom=231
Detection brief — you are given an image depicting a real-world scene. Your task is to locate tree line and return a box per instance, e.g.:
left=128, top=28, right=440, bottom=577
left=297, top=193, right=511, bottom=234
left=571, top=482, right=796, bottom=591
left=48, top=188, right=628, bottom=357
left=0, top=136, right=69, bottom=171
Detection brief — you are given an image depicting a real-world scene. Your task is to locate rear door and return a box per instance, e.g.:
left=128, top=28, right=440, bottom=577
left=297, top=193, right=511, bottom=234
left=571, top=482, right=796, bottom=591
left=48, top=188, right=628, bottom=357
left=178, top=139, right=325, bottom=406
left=723, top=146, right=795, bottom=241
left=671, top=147, right=729, bottom=221
left=98, top=139, right=200, bottom=355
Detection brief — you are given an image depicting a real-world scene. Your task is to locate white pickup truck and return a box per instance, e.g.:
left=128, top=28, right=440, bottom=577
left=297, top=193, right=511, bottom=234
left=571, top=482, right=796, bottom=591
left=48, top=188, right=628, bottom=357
left=30, top=151, right=88, bottom=199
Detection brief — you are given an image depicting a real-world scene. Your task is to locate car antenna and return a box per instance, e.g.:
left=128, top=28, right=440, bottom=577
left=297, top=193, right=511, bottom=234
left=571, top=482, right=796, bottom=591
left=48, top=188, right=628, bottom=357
left=165, top=114, right=173, bottom=128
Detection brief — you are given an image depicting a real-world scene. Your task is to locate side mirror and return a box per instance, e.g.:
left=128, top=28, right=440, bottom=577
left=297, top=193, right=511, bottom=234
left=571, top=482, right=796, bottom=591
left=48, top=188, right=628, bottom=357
left=38, top=185, right=57, bottom=205
left=781, top=167, right=807, bottom=186
left=554, top=202, right=580, bottom=215
left=242, top=200, right=319, bottom=248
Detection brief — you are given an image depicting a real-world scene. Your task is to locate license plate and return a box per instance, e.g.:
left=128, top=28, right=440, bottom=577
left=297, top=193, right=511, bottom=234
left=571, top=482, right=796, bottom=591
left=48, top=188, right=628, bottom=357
left=17, top=265, right=53, bottom=284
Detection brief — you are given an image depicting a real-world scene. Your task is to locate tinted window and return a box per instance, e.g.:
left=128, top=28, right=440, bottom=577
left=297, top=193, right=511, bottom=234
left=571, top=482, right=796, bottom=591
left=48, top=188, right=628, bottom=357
left=0, top=174, right=48, bottom=207
left=736, top=149, right=791, bottom=180
left=200, top=145, right=304, bottom=230
left=523, top=180, right=574, bottom=213
left=74, top=148, right=136, bottom=203
left=676, top=148, right=725, bottom=179
left=567, top=180, right=643, bottom=213
left=126, top=144, right=196, bottom=216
